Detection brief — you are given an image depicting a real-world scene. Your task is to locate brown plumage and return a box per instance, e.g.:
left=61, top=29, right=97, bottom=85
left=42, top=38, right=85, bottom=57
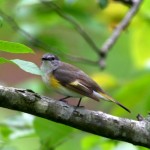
left=53, top=63, right=103, bottom=98
left=52, top=62, right=130, bottom=113
left=41, top=53, right=131, bottom=113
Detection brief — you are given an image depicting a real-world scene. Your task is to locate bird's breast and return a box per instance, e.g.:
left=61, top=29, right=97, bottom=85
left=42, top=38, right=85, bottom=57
left=50, top=74, right=60, bottom=88
left=42, top=72, right=82, bottom=98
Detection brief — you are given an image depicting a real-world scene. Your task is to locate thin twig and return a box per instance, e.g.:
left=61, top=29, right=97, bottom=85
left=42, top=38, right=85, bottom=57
left=0, top=9, right=97, bottom=66
left=99, top=0, right=143, bottom=68
left=67, top=54, right=98, bottom=65
left=0, top=9, right=60, bottom=53
left=40, top=0, right=100, bottom=55
left=40, top=0, right=142, bottom=68
left=0, top=0, right=143, bottom=69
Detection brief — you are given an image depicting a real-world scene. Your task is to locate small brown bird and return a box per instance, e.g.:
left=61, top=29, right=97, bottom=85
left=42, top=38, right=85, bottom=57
left=40, top=53, right=130, bottom=113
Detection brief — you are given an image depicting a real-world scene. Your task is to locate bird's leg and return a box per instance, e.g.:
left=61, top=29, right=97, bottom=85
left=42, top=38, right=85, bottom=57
left=59, top=96, right=71, bottom=103
left=76, top=98, right=82, bottom=107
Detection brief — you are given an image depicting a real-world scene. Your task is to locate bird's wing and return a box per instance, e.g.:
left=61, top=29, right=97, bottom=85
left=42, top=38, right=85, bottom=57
left=66, top=79, right=97, bottom=99
left=52, top=63, right=100, bottom=101
left=53, top=63, right=131, bottom=112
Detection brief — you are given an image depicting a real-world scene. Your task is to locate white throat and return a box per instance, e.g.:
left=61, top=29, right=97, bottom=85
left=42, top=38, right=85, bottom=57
left=40, top=61, right=53, bottom=74
left=40, top=60, right=60, bottom=85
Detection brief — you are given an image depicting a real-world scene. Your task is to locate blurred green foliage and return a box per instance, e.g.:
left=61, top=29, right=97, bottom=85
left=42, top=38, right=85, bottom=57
left=98, top=0, right=109, bottom=8
left=0, top=0, right=150, bottom=150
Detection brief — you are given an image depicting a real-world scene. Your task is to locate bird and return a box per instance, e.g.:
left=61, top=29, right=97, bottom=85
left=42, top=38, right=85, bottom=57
left=40, top=53, right=130, bottom=113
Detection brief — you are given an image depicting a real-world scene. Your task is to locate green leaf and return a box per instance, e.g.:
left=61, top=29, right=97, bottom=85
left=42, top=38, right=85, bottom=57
left=11, top=59, right=41, bottom=75
left=11, top=136, right=39, bottom=150
left=81, top=135, right=101, bottom=150
left=0, top=57, right=41, bottom=75
left=0, top=124, right=12, bottom=140
left=113, top=71, right=150, bottom=115
left=0, top=57, right=10, bottom=64
left=131, top=21, right=150, bottom=69
left=81, top=135, right=115, bottom=150
left=98, top=0, right=108, bottom=9
left=34, top=118, right=74, bottom=150
left=0, top=40, right=34, bottom=53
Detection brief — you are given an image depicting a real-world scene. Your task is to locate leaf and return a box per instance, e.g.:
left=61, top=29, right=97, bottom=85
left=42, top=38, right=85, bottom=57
left=0, top=57, right=10, bottom=64
left=131, top=21, right=150, bottom=69
left=97, top=0, right=108, bottom=9
left=113, top=71, right=150, bottom=115
left=0, top=125, right=12, bottom=140
left=0, top=57, right=41, bottom=75
left=11, top=136, right=39, bottom=150
left=81, top=135, right=101, bottom=150
left=11, top=59, right=41, bottom=75
left=81, top=135, right=115, bottom=150
left=0, top=40, right=34, bottom=53
left=34, top=118, right=74, bottom=150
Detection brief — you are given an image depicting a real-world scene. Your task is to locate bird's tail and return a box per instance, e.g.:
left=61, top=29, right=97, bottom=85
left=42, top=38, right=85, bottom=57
left=99, top=92, right=131, bottom=113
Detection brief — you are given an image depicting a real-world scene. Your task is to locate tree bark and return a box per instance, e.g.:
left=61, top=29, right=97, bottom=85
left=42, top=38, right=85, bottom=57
left=0, top=85, right=150, bottom=148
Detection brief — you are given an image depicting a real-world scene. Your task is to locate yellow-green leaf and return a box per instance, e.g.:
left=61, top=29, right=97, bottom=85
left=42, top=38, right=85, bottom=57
left=0, top=40, right=34, bottom=53
left=131, top=21, right=150, bottom=69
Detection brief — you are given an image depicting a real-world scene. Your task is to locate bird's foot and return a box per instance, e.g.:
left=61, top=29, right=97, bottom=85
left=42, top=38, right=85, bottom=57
left=59, top=98, right=68, bottom=104
left=58, top=96, right=71, bottom=104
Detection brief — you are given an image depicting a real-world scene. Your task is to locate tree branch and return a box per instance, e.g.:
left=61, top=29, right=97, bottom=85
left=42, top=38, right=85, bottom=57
left=40, top=0, right=143, bottom=69
left=0, top=9, right=58, bottom=53
left=40, top=0, right=100, bottom=55
left=0, top=1, right=143, bottom=69
left=0, top=8, right=97, bottom=66
left=0, top=85, right=150, bottom=148
left=99, top=0, right=143, bottom=68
